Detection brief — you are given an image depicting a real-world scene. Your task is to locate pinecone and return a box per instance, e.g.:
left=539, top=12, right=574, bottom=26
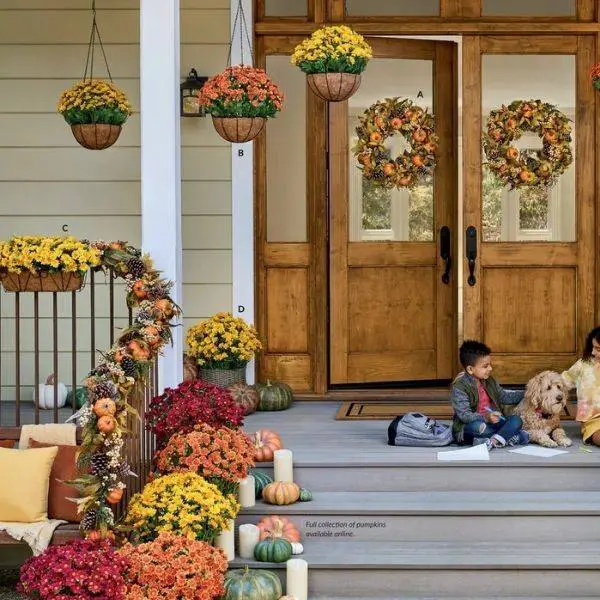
left=121, top=357, right=137, bottom=377
left=81, top=509, right=98, bottom=531
left=90, top=381, right=117, bottom=401
left=116, top=461, right=132, bottom=480
left=90, top=453, right=110, bottom=475
left=136, top=309, right=153, bottom=323
left=127, top=257, right=146, bottom=279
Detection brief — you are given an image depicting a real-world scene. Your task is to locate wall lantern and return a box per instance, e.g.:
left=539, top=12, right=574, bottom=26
left=180, top=68, right=207, bottom=117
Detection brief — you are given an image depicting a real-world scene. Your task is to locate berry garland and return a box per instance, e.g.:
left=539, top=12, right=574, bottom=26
left=483, top=99, right=573, bottom=190
left=71, top=241, right=180, bottom=537
left=353, top=97, right=438, bottom=189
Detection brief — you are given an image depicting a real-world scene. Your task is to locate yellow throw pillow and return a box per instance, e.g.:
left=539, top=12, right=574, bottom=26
left=0, top=446, right=59, bottom=522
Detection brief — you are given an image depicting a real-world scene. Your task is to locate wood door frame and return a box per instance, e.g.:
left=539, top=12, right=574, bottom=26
left=462, top=35, right=596, bottom=380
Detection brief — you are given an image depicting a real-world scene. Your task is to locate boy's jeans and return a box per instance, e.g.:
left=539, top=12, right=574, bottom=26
left=463, top=414, right=523, bottom=445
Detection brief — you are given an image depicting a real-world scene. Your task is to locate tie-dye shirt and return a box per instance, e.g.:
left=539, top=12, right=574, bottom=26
left=561, top=359, right=600, bottom=422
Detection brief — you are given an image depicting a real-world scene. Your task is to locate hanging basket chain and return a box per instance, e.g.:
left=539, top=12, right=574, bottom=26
left=226, top=0, right=254, bottom=67
left=83, top=0, right=114, bottom=82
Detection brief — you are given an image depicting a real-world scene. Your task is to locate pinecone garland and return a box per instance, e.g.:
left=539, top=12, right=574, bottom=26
left=90, top=381, right=118, bottom=401
left=90, top=453, right=110, bottom=475
left=116, top=461, right=132, bottom=479
left=126, top=258, right=146, bottom=279
left=121, top=357, right=137, bottom=377
left=81, top=509, right=98, bottom=531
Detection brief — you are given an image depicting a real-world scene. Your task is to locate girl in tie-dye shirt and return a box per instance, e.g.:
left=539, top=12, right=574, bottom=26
left=562, top=326, right=600, bottom=445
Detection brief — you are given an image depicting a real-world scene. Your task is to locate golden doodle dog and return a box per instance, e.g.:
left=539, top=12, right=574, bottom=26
left=514, top=370, right=572, bottom=448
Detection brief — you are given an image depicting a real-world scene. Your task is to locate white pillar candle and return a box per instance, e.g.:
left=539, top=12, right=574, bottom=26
left=215, top=519, right=235, bottom=561
left=238, top=523, right=261, bottom=559
left=286, top=558, right=308, bottom=600
left=274, top=449, right=294, bottom=483
left=238, top=475, right=256, bottom=508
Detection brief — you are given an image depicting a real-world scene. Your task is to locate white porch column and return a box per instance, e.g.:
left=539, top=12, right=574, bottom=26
left=230, top=0, right=256, bottom=383
left=140, top=0, right=183, bottom=390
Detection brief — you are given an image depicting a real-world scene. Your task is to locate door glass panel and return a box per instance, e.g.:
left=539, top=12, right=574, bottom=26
left=481, top=54, right=576, bottom=242
left=265, top=0, right=307, bottom=16
left=345, top=0, right=439, bottom=16
left=266, top=55, right=307, bottom=242
left=349, top=58, right=434, bottom=242
left=483, top=0, right=575, bottom=16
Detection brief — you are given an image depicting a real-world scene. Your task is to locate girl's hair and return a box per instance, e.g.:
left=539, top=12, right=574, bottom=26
left=582, top=326, right=600, bottom=361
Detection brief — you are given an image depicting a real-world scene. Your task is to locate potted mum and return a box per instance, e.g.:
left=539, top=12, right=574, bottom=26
left=58, top=79, right=132, bottom=150
left=591, top=63, right=600, bottom=91
left=0, top=236, right=102, bottom=292
left=198, top=65, right=284, bottom=143
left=186, top=312, right=263, bottom=386
left=291, top=25, right=372, bottom=102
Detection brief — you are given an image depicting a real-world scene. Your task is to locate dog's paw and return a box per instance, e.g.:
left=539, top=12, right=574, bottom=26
left=540, top=439, right=558, bottom=448
left=558, top=437, right=573, bottom=447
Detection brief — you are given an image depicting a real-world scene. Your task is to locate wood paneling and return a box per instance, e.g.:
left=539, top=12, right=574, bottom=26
left=482, top=243, right=577, bottom=266
left=491, top=354, right=578, bottom=383
left=480, top=36, right=578, bottom=53
left=347, top=351, right=437, bottom=383
left=264, top=244, right=310, bottom=266
left=348, top=243, right=436, bottom=266
left=261, top=354, right=312, bottom=391
left=266, top=268, right=309, bottom=353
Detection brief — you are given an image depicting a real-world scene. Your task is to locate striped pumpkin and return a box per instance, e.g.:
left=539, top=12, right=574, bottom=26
left=256, top=381, right=294, bottom=411
left=223, top=566, right=282, bottom=600
left=262, top=481, right=300, bottom=505
left=253, top=470, right=273, bottom=498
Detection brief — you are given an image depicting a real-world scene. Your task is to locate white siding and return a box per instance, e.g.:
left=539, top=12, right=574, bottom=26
left=0, top=0, right=232, bottom=399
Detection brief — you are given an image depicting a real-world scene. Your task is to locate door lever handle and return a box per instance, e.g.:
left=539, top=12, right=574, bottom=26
left=440, top=226, right=451, bottom=285
left=466, top=226, right=477, bottom=286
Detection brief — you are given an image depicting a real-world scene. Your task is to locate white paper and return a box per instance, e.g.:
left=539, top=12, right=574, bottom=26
left=437, top=444, right=490, bottom=461
left=508, top=446, right=569, bottom=458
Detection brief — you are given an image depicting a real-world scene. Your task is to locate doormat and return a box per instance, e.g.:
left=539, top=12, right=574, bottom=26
left=335, top=401, right=454, bottom=421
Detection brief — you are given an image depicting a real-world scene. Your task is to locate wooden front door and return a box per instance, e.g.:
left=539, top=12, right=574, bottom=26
left=329, top=38, right=458, bottom=385
left=462, top=36, right=596, bottom=383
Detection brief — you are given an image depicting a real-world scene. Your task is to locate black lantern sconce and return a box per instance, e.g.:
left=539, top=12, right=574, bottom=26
left=180, top=68, right=208, bottom=117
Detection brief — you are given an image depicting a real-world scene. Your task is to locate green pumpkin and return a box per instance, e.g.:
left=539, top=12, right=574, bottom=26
left=223, top=566, right=282, bottom=600
left=299, top=487, right=313, bottom=502
left=255, top=380, right=294, bottom=411
left=253, top=537, right=293, bottom=563
left=253, top=469, right=273, bottom=499
left=66, top=386, right=88, bottom=409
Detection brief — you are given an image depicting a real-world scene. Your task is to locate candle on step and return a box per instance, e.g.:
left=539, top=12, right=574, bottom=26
left=274, top=449, right=294, bottom=483
left=215, top=519, right=235, bottom=561
left=286, top=558, right=308, bottom=600
left=238, top=523, right=261, bottom=559
left=238, top=475, right=255, bottom=508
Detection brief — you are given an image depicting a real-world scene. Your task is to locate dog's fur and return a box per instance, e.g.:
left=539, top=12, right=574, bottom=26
left=514, top=370, right=572, bottom=448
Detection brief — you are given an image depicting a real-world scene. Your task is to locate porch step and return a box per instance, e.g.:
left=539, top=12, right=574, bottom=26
left=238, top=491, right=600, bottom=542
left=230, top=540, right=600, bottom=598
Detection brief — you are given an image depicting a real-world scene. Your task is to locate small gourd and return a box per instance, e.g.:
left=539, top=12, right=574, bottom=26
left=93, top=398, right=117, bottom=417
left=37, top=374, right=68, bottom=410
left=291, top=542, right=304, bottom=555
left=223, top=566, right=282, bottom=600
left=299, top=487, right=313, bottom=502
left=262, top=482, right=300, bottom=506
left=97, top=415, right=117, bottom=434
left=253, top=470, right=274, bottom=498
left=254, top=537, right=293, bottom=563
left=255, top=380, right=294, bottom=411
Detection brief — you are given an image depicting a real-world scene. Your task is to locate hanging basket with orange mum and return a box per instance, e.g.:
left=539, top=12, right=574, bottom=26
left=483, top=99, right=572, bottom=190
left=353, top=97, right=438, bottom=189
left=591, top=63, right=600, bottom=92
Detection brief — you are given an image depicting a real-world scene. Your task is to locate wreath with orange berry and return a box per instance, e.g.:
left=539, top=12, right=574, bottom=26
left=353, top=98, right=438, bottom=189
left=483, top=99, right=573, bottom=190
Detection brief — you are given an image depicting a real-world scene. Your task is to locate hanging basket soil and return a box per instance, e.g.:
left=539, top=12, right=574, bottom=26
left=71, top=123, right=122, bottom=150
left=212, top=116, right=266, bottom=143
left=0, top=271, right=85, bottom=293
left=307, top=73, right=361, bottom=102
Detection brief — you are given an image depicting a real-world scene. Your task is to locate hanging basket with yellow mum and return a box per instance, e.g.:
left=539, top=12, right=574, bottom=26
left=57, top=79, right=133, bottom=150
left=291, top=25, right=372, bottom=102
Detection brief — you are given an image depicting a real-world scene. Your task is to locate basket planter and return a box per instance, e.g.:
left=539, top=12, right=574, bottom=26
left=199, top=367, right=246, bottom=387
left=212, top=116, right=266, bottom=143
left=71, top=123, right=122, bottom=150
left=307, top=72, right=361, bottom=102
left=0, top=271, right=84, bottom=293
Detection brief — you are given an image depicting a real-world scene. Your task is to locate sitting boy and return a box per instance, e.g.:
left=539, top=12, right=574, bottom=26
left=450, top=340, right=528, bottom=449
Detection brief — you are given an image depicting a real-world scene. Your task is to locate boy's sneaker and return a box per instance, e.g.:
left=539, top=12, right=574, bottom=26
left=506, top=431, right=530, bottom=447
left=473, top=437, right=494, bottom=450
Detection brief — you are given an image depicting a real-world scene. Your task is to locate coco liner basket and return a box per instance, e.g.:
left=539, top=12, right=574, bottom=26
left=0, top=271, right=84, bottom=293
left=199, top=366, right=246, bottom=387
left=71, top=123, right=122, bottom=150
left=212, top=116, right=266, bottom=143
left=307, top=72, right=362, bottom=102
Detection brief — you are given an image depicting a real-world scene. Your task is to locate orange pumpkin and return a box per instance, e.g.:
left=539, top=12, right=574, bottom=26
left=106, top=488, right=124, bottom=504
left=506, top=147, right=519, bottom=160
left=412, top=128, right=426, bottom=143
left=253, top=429, right=283, bottom=462
left=369, top=132, right=382, bottom=144
left=257, top=515, right=301, bottom=543
left=86, top=530, right=103, bottom=541
left=114, top=350, right=126, bottom=363
left=93, top=398, right=117, bottom=417
left=262, top=482, right=300, bottom=506
left=154, top=299, right=174, bottom=320
left=412, top=155, right=425, bottom=167
left=132, top=280, right=147, bottom=299
left=128, top=340, right=150, bottom=361
left=97, top=415, right=116, bottom=434
left=383, top=162, right=395, bottom=176
left=390, top=117, right=403, bottom=129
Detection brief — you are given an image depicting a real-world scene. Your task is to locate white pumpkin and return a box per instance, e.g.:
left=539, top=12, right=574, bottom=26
left=38, top=374, right=67, bottom=410
left=291, top=542, right=304, bottom=555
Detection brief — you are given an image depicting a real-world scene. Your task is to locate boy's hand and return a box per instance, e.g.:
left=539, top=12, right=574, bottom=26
left=485, top=411, right=501, bottom=424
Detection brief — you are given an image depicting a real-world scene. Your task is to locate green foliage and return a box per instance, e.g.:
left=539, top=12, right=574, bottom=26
left=61, top=107, right=129, bottom=126
left=207, top=98, right=281, bottom=119
left=297, top=56, right=368, bottom=75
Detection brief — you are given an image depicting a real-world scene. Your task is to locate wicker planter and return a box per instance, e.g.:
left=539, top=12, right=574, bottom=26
left=212, top=116, right=266, bottom=143
left=307, top=72, right=361, bottom=102
left=0, top=271, right=84, bottom=293
left=71, top=123, right=122, bottom=150
left=199, top=367, right=246, bottom=387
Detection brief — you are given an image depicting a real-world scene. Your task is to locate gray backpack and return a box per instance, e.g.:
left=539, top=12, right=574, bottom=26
left=387, top=412, right=452, bottom=447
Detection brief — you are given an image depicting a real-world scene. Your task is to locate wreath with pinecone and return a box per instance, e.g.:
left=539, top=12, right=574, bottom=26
left=353, top=97, right=438, bottom=189
left=72, top=242, right=180, bottom=538
left=483, top=99, right=573, bottom=190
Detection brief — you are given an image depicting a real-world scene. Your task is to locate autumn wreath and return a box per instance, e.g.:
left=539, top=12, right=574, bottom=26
left=483, top=99, right=573, bottom=190
left=353, top=98, right=438, bottom=189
